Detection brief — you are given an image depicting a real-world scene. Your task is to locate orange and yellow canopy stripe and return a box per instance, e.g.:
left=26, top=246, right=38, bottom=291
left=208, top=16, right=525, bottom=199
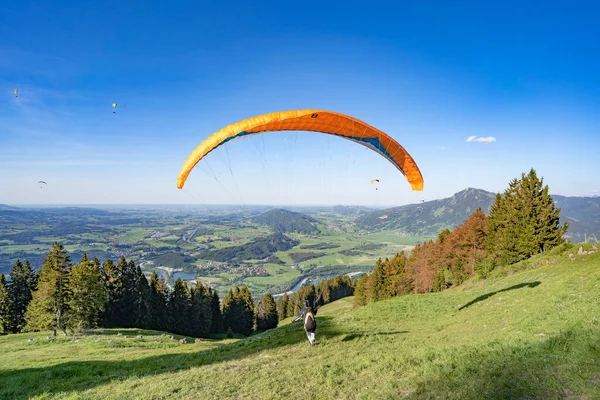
left=176, top=110, right=424, bottom=191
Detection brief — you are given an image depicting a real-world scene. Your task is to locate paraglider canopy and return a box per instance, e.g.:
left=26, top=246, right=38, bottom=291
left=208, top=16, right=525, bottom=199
left=37, top=181, right=47, bottom=189
left=371, top=178, right=380, bottom=190
left=13, top=89, right=18, bottom=97
left=176, top=109, right=424, bottom=191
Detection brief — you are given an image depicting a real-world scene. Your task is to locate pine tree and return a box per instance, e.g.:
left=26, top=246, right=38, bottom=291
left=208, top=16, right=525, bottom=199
left=221, top=288, right=237, bottom=333
left=286, top=289, right=301, bottom=317
left=328, top=275, right=354, bottom=302
left=25, top=242, right=72, bottom=335
left=7, top=259, right=37, bottom=333
left=276, top=292, right=289, bottom=320
left=101, top=258, right=122, bottom=327
left=238, top=286, right=255, bottom=335
left=383, top=252, right=413, bottom=296
left=119, top=260, right=140, bottom=328
left=317, top=280, right=331, bottom=304
left=148, top=271, right=169, bottom=331
left=68, top=253, right=109, bottom=331
left=353, top=274, right=368, bottom=306
left=366, top=259, right=386, bottom=302
left=169, top=278, right=191, bottom=335
left=486, top=168, right=568, bottom=265
left=0, top=275, right=10, bottom=334
left=133, top=265, right=150, bottom=328
left=189, top=282, right=212, bottom=337
left=209, top=289, right=222, bottom=333
left=222, top=286, right=254, bottom=336
left=256, top=293, right=278, bottom=331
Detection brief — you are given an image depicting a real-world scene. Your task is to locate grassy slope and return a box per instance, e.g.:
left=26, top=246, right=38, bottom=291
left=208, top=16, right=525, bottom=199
left=1, top=246, right=599, bottom=399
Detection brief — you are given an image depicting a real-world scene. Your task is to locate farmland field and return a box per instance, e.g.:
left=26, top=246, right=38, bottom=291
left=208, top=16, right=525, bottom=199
left=0, top=205, right=433, bottom=298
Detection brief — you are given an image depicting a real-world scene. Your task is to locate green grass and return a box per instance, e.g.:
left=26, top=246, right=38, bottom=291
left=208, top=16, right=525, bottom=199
left=119, top=229, right=149, bottom=243
left=245, top=265, right=300, bottom=286
left=0, top=244, right=46, bottom=252
left=360, top=231, right=434, bottom=245
left=1, top=246, right=599, bottom=399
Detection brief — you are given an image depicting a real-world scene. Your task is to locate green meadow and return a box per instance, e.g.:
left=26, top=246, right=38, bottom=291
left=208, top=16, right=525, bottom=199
left=1, top=244, right=598, bottom=399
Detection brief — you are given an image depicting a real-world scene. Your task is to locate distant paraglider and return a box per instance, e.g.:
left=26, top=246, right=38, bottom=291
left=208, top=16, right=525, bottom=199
left=38, top=181, right=47, bottom=189
left=13, top=89, right=18, bottom=97
left=371, top=178, right=380, bottom=190
left=112, top=103, right=117, bottom=113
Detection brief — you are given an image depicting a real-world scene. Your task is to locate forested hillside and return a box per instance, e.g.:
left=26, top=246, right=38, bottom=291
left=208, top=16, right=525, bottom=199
left=253, top=209, right=320, bottom=234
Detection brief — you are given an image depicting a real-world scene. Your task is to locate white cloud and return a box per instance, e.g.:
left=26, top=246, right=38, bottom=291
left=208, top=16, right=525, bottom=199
left=466, top=135, right=496, bottom=144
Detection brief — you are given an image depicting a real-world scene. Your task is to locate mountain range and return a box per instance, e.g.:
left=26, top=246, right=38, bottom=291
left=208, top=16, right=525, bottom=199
left=357, top=188, right=600, bottom=242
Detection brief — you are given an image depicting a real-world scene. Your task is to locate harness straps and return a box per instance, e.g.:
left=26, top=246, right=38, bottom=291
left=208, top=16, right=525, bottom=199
left=304, top=310, right=314, bottom=326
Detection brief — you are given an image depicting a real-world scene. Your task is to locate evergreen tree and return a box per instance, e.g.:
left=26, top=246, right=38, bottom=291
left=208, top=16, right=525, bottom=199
left=238, top=286, right=255, bottom=335
left=353, top=274, right=368, bottom=306
left=487, top=168, right=568, bottom=265
left=327, top=275, right=354, bottom=303
left=366, top=259, right=386, bottom=302
left=0, top=275, right=10, bottom=334
left=101, top=258, right=122, bottom=327
left=7, top=259, right=37, bottom=333
left=169, top=278, right=191, bottom=335
left=148, top=271, right=169, bottom=331
left=221, top=288, right=237, bottom=333
left=317, top=279, right=331, bottom=304
left=286, top=289, right=300, bottom=317
left=222, top=286, right=254, bottom=336
left=25, top=242, right=72, bottom=335
left=133, top=265, right=150, bottom=328
left=190, top=282, right=212, bottom=337
left=119, top=260, right=140, bottom=328
left=276, top=292, right=289, bottom=320
left=287, top=285, right=317, bottom=316
left=382, top=252, right=412, bottom=297
left=256, top=293, right=278, bottom=331
left=102, top=257, right=142, bottom=328
left=209, top=289, right=222, bottom=334
left=68, top=253, right=109, bottom=331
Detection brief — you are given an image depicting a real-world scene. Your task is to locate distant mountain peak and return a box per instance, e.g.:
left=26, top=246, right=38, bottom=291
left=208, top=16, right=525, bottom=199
left=0, top=204, right=21, bottom=211
left=253, top=208, right=320, bottom=234
left=357, top=188, right=600, bottom=241
left=357, top=188, right=496, bottom=235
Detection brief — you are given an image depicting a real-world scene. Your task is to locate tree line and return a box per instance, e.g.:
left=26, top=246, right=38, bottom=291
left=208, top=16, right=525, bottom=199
left=275, top=274, right=354, bottom=320
left=354, top=168, right=569, bottom=306
left=0, top=244, right=355, bottom=337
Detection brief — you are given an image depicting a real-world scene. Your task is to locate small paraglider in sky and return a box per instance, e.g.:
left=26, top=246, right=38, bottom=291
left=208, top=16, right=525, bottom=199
left=112, top=103, right=117, bottom=113
left=38, top=181, right=47, bottom=189
left=371, top=178, right=380, bottom=190
left=13, top=89, right=18, bottom=97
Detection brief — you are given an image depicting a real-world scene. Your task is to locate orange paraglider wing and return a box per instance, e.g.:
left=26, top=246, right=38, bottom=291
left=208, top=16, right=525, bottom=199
left=176, top=110, right=424, bottom=191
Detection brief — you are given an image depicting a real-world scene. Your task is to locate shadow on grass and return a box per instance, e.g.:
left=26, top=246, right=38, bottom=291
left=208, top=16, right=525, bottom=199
left=406, top=327, right=600, bottom=399
left=0, top=316, right=343, bottom=399
left=340, top=330, right=409, bottom=342
left=82, top=328, right=248, bottom=341
left=458, top=281, right=541, bottom=311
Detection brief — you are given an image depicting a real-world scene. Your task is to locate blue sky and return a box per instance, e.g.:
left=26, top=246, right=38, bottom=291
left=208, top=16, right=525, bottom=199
left=1, top=1, right=598, bottom=206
